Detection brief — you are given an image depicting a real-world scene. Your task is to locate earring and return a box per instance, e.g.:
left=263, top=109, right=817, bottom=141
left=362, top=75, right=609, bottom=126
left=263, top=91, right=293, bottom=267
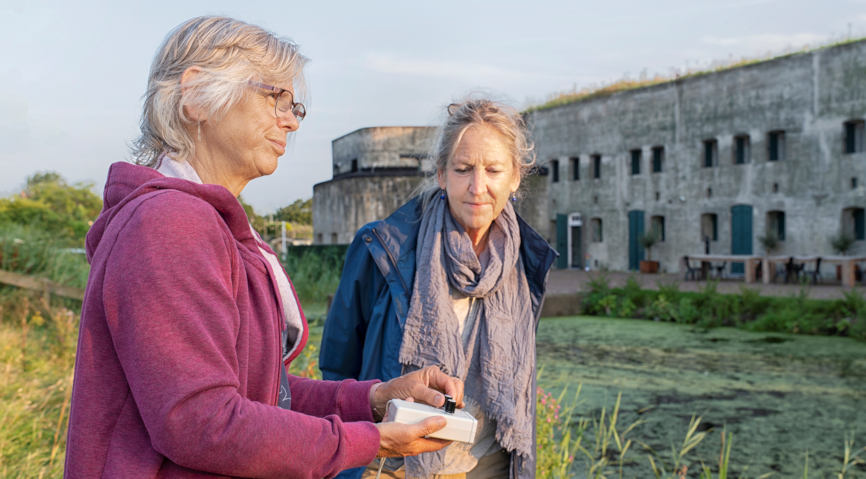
left=510, top=193, right=517, bottom=203
left=440, top=189, right=446, bottom=200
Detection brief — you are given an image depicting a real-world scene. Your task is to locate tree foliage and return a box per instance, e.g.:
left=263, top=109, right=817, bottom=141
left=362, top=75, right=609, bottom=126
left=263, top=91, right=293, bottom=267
left=0, top=171, right=102, bottom=246
left=274, top=198, right=312, bottom=225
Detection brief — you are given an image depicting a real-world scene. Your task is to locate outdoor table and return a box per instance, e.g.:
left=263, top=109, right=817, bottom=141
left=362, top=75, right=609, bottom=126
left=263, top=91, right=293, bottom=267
left=819, top=255, right=866, bottom=287
left=686, top=254, right=761, bottom=283
left=762, top=255, right=792, bottom=284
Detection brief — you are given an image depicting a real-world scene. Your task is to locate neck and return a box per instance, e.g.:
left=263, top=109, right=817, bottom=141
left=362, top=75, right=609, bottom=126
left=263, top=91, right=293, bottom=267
left=467, top=227, right=490, bottom=257
left=180, top=148, right=247, bottom=197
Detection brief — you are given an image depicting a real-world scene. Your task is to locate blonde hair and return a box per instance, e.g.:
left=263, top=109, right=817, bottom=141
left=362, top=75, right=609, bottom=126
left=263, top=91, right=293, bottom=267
left=435, top=99, right=535, bottom=179
left=132, top=16, right=308, bottom=166
left=418, top=98, right=535, bottom=203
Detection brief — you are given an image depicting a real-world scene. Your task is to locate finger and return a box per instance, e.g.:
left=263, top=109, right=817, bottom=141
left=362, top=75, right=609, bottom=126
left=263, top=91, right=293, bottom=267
left=411, top=437, right=452, bottom=454
left=449, top=378, right=465, bottom=408
left=411, top=383, right=445, bottom=408
left=425, top=367, right=463, bottom=407
left=415, top=415, right=447, bottom=435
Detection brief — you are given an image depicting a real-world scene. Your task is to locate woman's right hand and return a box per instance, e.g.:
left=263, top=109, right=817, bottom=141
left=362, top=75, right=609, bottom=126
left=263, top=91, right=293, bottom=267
left=374, top=417, right=451, bottom=457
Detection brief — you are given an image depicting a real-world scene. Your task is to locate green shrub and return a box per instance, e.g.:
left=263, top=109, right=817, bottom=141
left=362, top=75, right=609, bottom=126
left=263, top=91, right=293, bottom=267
left=578, top=281, right=866, bottom=341
left=673, top=297, right=700, bottom=324
left=281, top=245, right=348, bottom=311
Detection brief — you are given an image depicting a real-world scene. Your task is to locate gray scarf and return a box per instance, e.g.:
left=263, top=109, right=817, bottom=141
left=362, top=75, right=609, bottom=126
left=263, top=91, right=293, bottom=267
left=398, top=192, right=534, bottom=478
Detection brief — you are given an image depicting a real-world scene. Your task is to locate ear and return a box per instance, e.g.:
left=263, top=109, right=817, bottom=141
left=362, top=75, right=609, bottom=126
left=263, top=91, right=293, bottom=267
left=180, top=66, right=207, bottom=122
left=437, top=168, right=446, bottom=190
left=509, top=169, right=521, bottom=194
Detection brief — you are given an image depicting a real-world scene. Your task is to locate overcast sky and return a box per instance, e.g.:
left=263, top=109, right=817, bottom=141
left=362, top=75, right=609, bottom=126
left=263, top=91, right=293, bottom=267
left=2, top=0, right=864, bottom=213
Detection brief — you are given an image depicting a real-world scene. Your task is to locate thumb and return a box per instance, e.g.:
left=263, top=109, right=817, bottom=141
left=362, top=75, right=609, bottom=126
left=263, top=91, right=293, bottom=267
left=415, top=415, right=447, bottom=436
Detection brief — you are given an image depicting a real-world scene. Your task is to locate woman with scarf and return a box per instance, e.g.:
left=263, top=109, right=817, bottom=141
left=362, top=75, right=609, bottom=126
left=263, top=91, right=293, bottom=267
left=320, top=99, right=557, bottom=479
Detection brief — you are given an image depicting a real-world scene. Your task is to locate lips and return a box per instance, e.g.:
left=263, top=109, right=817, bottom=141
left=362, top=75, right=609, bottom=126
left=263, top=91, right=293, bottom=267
left=268, top=139, right=286, bottom=154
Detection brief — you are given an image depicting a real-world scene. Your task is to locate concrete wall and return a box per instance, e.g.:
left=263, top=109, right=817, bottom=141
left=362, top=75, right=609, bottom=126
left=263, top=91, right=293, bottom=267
left=527, top=40, right=866, bottom=272
left=312, top=174, right=425, bottom=244
left=331, top=126, right=437, bottom=177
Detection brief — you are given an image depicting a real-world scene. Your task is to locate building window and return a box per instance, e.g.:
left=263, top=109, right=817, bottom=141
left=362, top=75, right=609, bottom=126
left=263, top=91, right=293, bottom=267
left=734, top=134, right=750, bottom=164
left=772, top=183, right=779, bottom=193
left=331, top=233, right=338, bottom=244
left=651, top=146, right=664, bottom=173
left=768, top=130, right=786, bottom=162
left=592, top=154, right=602, bottom=179
left=842, top=207, right=866, bottom=240
left=570, top=157, right=580, bottom=181
left=701, top=213, right=718, bottom=241
left=767, top=210, right=786, bottom=241
left=351, top=158, right=358, bottom=173
left=844, top=120, right=864, bottom=154
left=650, top=215, right=665, bottom=242
left=707, top=187, right=712, bottom=198
left=551, top=159, right=560, bottom=183
left=317, top=233, right=323, bottom=244
left=630, top=149, right=641, bottom=175
left=591, top=217, right=603, bottom=242
left=703, top=139, right=718, bottom=167
left=853, top=177, right=859, bottom=190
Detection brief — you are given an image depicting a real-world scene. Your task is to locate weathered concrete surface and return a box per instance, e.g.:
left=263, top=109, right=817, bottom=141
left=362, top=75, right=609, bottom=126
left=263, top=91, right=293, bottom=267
left=527, top=40, right=866, bottom=272
left=330, top=126, right=436, bottom=176
left=314, top=126, right=436, bottom=244
left=312, top=174, right=424, bottom=244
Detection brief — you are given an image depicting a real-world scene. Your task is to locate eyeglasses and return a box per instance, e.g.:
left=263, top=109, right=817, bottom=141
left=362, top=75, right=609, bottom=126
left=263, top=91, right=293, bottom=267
left=248, top=81, right=306, bottom=122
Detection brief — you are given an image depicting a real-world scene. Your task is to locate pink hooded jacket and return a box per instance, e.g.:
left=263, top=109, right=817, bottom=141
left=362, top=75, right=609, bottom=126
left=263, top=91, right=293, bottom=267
left=65, top=162, right=379, bottom=478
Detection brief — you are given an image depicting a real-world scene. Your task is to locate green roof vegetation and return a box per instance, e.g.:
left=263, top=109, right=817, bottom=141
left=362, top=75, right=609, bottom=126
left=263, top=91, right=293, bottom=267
left=525, top=36, right=866, bottom=114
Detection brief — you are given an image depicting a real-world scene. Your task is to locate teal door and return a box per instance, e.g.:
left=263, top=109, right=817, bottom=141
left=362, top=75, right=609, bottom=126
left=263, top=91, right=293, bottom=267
left=556, top=214, right=568, bottom=269
left=571, top=225, right=582, bottom=268
left=628, top=210, right=645, bottom=270
left=731, top=204, right=753, bottom=274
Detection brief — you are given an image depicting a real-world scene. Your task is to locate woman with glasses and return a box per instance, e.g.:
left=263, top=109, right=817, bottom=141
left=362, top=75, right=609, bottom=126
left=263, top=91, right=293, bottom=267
left=65, top=16, right=463, bottom=479
left=320, top=99, right=557, bottom=479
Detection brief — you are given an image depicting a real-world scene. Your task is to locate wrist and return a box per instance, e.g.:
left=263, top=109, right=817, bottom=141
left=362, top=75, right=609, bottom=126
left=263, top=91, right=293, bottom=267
left=369, top=382, right=386, bottom=421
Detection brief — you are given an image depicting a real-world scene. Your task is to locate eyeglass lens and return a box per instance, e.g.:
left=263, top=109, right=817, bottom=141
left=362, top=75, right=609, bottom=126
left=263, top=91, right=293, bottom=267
left=276, top=92, right=306, bottom=120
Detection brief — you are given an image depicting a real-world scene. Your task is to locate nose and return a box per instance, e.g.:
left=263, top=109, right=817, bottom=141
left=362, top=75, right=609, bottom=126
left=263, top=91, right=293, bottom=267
left=277, top=112, right=300, bottom=132
left=468, top=168, right=486, bottom=195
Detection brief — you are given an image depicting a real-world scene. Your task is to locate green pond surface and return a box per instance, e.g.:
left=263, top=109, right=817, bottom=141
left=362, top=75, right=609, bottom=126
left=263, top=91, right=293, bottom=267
left=536, top=316, right=866, bottom=478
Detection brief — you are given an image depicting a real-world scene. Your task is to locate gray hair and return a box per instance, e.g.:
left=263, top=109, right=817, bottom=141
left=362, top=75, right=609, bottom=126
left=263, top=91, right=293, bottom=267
left=132, top=16, right=309, bottom=166
left=419, top=98, right=535, bottom=201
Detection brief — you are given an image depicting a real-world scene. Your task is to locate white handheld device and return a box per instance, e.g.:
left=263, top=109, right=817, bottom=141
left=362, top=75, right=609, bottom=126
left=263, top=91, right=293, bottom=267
left=383, top=396, right=477, bottom=443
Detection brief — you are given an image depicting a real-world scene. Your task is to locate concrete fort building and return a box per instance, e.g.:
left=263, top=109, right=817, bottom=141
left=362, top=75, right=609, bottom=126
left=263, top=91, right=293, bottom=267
left=312, top=126, right=436, bottom=245
left=527, top=39, right=866, bottom=273
left=313, top=39, right=866, bottom=275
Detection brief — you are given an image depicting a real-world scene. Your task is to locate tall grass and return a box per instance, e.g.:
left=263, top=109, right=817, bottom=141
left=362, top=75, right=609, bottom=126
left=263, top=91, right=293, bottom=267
left=0, top=223, right=89, bottom=289
left=0, top=292, right=78, bottom=478
left=281, top=245, right=347, bottom=317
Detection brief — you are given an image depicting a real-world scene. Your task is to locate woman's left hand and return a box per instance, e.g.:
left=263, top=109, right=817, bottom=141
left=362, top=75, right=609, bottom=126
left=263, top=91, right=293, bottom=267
left=369, top=366, right=464, bottom=421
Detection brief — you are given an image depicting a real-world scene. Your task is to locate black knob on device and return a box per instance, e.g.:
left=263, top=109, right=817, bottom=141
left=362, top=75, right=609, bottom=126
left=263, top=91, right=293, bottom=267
left=443, top=394, right=456, bottom=414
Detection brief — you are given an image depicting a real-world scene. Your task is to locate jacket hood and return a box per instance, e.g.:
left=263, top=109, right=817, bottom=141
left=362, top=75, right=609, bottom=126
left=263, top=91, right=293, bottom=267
left=86, top=162, right=255, bottom=262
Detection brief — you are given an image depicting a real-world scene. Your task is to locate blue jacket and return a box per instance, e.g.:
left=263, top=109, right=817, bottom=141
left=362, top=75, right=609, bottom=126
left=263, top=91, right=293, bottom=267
left=319, top=197, right=557, bottom=478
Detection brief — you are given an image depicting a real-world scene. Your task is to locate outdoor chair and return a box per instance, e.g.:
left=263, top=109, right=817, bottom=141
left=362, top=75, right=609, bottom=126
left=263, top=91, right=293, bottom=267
left=711, top=262, right=727, bottom=279
left=803, top=257, right=821, bottom=284
left=774, top=257, right=794, bottom=283
left=790, top=261, right=806, bottom=283
left=683, top=256, right=700, bottom=280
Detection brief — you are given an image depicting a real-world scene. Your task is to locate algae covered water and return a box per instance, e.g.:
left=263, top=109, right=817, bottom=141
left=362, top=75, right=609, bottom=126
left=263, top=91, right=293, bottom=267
left=536, top=316, right=866, bottom=477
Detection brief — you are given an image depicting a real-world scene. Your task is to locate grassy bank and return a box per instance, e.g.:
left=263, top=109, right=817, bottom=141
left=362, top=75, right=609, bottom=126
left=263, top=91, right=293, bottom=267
left=536, top=315, right=866, bottom=477
left=580, top=275, right=866, bottom=340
